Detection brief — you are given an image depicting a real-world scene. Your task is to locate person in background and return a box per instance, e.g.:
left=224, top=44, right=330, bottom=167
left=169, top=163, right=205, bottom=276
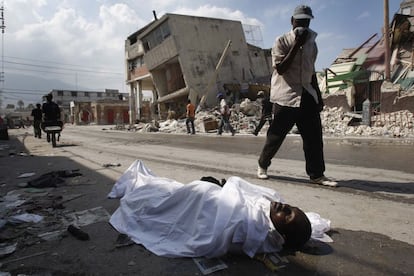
left=253, top=90, right=273, bottom=136
left=186, top=99, right=196, bottom=135
left=42, top=93, right=62, bottom=142
left=256, top=5, right=337, bottom=187
left=31, top=103, right=43, bottom=139
left=217, top=93, right=235, bottom=136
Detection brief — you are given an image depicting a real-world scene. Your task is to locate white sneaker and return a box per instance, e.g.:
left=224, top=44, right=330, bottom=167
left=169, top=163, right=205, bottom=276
left=310, top=176, right=338, bottom=187
left=257, top=166, right=268, bottom=179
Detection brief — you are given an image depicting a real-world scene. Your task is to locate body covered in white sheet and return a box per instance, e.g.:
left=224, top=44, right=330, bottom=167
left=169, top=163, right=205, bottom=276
left=108, top=160, right=328, bottom=258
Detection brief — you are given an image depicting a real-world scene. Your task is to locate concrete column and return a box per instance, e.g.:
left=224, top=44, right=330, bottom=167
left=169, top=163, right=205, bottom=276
left=129, top=83, right=136, bottom=125
left=137, top=80, right=143, bottom=121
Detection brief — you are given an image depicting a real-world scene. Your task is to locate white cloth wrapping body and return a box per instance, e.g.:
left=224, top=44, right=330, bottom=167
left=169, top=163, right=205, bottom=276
left=108, top=160, right=285, bottom=258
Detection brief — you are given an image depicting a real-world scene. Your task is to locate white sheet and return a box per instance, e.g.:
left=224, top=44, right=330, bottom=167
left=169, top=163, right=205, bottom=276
left=108, top=160, right=330, bottom=258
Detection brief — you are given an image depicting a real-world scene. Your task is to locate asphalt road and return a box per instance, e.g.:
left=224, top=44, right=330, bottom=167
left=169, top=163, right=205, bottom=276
left=1, top=125, right=413, bottom=275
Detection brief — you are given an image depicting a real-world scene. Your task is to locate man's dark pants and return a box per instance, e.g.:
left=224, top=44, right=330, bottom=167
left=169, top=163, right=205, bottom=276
left=186, top=117, right=195, bottom=134
left=33, top=120, right=42, bottom=138
left=258, top=90, right=325, bottom=179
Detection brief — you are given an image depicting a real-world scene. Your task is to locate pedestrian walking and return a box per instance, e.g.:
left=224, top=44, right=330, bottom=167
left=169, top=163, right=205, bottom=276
left=31, top=103, right=43, bottom=138
left=186, top=99, right=196, bottom=134
left=42, top=93, right=62, bottom=143
left=217, top=93, right=235, bottom=136
left=256, top=5, right=337, bottom=187
left=253, top=91, right=273, bottom=136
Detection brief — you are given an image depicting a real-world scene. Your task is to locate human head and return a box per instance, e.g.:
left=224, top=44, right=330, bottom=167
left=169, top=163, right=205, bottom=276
left=36, top=103, right=41, bottom=108
left=187, top=99, right=191, bottom=104
left=270, top=201, right=311, bottom=250
left=46, top=94, right=53, bottom=102
left=216, top=93, right=224, bottom=100
left=291, top=5, right=313, bottom=29
left=257, top=91, right=264, bottom=98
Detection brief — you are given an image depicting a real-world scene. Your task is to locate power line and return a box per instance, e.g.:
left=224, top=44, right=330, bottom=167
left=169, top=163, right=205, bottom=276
left=4, top=65, right=124, bottom=80
left=3, top=60, right=123, bottom=75
left=4, top=55, right=120, bottom=72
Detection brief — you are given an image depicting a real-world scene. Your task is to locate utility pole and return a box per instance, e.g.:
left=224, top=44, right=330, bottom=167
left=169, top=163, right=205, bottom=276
left=384, top=0, right=391, bottom=81
left=0, top=1, right=5, bottom=107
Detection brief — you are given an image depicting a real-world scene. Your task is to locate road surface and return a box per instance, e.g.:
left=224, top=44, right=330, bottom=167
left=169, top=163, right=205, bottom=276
left=1, top=125, right=413, bottom=275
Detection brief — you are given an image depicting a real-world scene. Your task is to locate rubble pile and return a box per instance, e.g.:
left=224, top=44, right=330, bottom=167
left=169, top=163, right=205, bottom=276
left=321, top=107, right=414, bottom=138
left=128, top=100, right=413, bottom=138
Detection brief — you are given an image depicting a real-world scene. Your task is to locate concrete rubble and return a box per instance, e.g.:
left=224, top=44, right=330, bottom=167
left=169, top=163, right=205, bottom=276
left=124, top=98, right=414, bottom=138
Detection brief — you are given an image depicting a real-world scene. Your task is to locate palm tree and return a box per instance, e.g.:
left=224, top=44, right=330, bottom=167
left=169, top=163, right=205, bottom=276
left=17, top=100, right=25, bottom=110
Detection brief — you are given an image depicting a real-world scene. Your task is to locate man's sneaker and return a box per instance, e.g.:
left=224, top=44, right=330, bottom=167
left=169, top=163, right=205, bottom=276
left=257, top=166, right=268, bottom=179
left=310, top=176, right=338, bottom=187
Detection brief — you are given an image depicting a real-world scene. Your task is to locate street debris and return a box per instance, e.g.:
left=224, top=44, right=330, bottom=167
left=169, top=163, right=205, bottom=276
left=254, top=253, right=289, bottom=272
left=102, top=163, right=121, bottom=168
left=67, top=224, right=90, bottom=241
left=17, top=172, right=35, bottom=178
left=0, top=243, right=17, bottom=258
left=193, top=257, right=228, bottom=275
left=0, top=166, right=110, bottom=262
left=115, top=233, right=134, bottom=248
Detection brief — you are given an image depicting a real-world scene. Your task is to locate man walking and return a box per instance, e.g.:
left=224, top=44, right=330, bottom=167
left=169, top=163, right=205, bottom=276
left=31, top=103, right=43, bottom=138
left=253, top=91, right=273, bottom=136
left=256, top=5, right=337, bottom=187
left=186, top=99, right=196, bottom=135
left=217, top=93, right=235, bottom=136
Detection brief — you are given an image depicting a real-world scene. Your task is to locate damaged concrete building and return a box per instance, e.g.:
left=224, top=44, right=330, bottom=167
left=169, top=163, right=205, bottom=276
left=125, top=13, right=272, bottom=123
left=322, top=0, right=414, bottom=115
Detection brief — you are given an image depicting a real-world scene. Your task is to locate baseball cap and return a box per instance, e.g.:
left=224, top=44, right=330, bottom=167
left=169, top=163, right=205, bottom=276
left=293, top=5, right=314, bottom=20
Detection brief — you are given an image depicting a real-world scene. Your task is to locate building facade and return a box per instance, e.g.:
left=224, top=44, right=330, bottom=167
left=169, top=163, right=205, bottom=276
left=48, top=89, right=127, bottom=124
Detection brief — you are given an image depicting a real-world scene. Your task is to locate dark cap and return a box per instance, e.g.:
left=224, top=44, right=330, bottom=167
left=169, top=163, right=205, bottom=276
left=293, top=5, right=314, bottom=20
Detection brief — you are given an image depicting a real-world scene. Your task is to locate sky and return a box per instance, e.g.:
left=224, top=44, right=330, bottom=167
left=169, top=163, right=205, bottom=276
left=0, top=0, right=402, bottom=106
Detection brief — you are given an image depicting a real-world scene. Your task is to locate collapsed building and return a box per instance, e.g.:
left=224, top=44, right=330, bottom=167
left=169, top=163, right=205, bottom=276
left=321, top=0, right=414, bottom=115
left=125, top=12, right=271, bottom=123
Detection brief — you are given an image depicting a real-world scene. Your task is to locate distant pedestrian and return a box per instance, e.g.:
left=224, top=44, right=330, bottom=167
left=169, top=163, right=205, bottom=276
left=186, top=99, right=196, bottom=134
left=42, top=93, right=62, bottom=143
left=217, top=93, right=235, bottom=136
left=256, top=5, right=337, bottom=187
left=31, top=103, right=43, bottom=138
left=253, top=91, right=273, bottom=136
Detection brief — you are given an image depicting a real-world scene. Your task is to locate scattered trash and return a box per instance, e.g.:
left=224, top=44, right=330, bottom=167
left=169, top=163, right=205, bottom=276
left=17, top=182, right=28, bottom=188
left=115, top=234, right=134, bottom=248
left=67, top=225, right=90, bottom=241
left=64, top=206, right=111, bottom=227
left=27, top=170, right=81, bottom=188
left=38, top=230, right=65, bottom=241
left=102, top=163, right=121, bottom=168
left=17, top=172, right=35, bottom=178
left=193, top=257, right=227, bottom=275
left=254, top=253, right=289, bottom=272
left=8, top=213, right=43, bottom=224
left=0, top=243, right=17, bottom=258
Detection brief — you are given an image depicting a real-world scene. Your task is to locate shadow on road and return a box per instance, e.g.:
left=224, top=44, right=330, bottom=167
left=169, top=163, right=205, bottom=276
left=269, top=175, right=414, bottom=203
